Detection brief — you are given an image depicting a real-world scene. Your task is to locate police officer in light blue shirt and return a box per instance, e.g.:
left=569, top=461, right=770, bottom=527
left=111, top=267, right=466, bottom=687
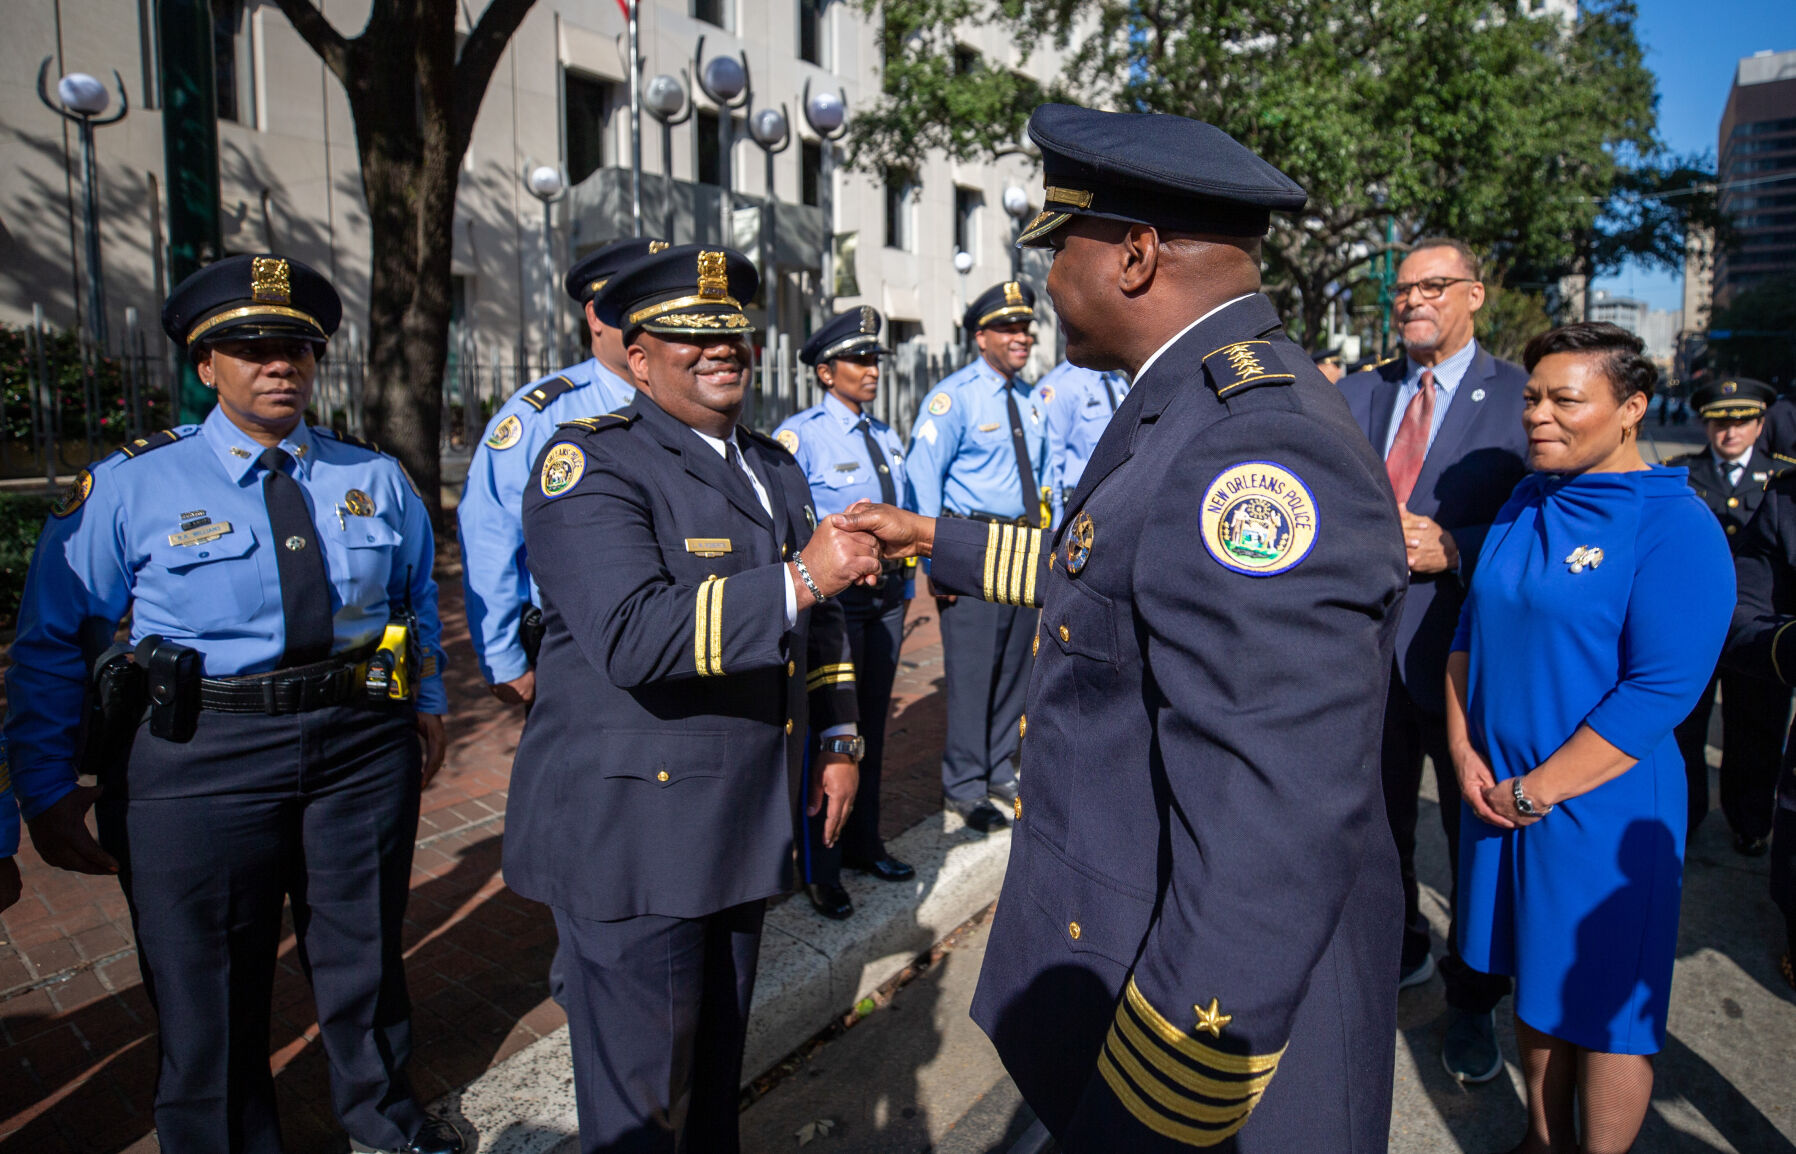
left=457, top=238, right=662, bottom=706
left=3, top=254, right=461, bottom=1154
left=1040, top=361, right=1128, bottom=513
left=775, top=306, right=918, bottom=920
left=906, top=281, right=1048, bottom=832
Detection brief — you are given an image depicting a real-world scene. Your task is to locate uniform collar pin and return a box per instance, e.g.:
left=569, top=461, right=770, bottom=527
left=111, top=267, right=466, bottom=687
left=1471, top=388, right=1486, bottom=402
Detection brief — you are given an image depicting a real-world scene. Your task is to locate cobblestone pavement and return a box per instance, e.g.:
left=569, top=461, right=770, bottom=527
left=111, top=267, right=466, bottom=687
left=0, top=550, right=953, bottom=1153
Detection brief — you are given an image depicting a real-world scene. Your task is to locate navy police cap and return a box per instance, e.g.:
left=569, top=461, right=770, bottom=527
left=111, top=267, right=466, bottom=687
left=564, top=237, right=671, bottom=306
left=593, top=243, right=759, bottom=340
left=1016, top=103, right=1307, bottom=247
left=1692, top=376, right=1776, bottom=421
left=801, top=306, right=888, bottom=366
left=964, top=280, right=1036, bottom=333
left=162, top=253, right=342, bottom=349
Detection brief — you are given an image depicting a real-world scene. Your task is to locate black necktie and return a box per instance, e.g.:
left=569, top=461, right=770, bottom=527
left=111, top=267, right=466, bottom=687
left=1102, top=375, right=1119, bottom=412
left=855, top=417, right=898, bottom=505
left=1004, top=385, right=1040, bottom=527
left=259, top=447, right=334, bottom=667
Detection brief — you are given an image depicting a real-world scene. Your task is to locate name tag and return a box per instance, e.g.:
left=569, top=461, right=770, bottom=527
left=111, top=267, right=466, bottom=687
left=685, top=538, right=733, bottom=557
left=833, top=462, right=860, bottom=472
left=978, top=423, right=1001, bottom=432
left=168, top=522, right=232, bottom=547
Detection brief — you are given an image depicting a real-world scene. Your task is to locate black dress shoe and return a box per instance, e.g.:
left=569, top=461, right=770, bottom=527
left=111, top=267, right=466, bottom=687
left=351, top=1116, right=466, bottom=1154
left=806, top=881, right=854, bottom=919
left=988, top=780, right=1019, bottom=807
left=844, top=855, right=916, bottom=881
left=955, top=799, right=1009, bottom=834
left=1734, top=833, right=1770, bottom=857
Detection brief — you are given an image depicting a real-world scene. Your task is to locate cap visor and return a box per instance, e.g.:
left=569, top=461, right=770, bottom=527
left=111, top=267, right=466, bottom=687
left=1016, top=210, right=1072, bottom=247
left=1701, top=404, right=1767, bottom=420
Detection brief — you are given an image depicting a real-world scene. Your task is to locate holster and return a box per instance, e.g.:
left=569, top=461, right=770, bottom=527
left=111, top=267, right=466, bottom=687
left=519, top=603, right=546, bottom=667
left=75, top=642, right=146, bottom=776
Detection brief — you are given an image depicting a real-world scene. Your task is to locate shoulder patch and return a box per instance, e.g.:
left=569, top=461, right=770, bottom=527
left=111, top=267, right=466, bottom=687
left=518, top=375, right=578, bottom=412
left=115, top=428, right=184, bottom=459
left=539, top=443, right=587, bottom=498
left=485, top=414, right=523, bottom=450
left=1039, top=384, right=1056, bottom=403
left=1200, top=461, right=1318, bottom=577
left=776, top=429, right=800, bottom=454
left=1202, top=341, right=1296, bottom=398
left=559, top=412, right=632, bottom=435
left=52, top=469, right=93, bottom=517
left=928, top=393, right=953, bottom=416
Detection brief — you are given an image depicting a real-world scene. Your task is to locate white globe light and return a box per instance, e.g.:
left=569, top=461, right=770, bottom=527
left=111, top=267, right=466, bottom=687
left=751, top=108, right=788, bottom=147
left=1001, top=186, right=1031, bottom=219
left=645, top=74, right=685, bottom=118
left=527, top=165, right=565, bottom=197
left=702, top=56, right=746, bottom=102
left=806, top=89, right=846, bottom=132
left=58, top=73, right=109, bottom=116
left=953, top=250, right=975, bottom=274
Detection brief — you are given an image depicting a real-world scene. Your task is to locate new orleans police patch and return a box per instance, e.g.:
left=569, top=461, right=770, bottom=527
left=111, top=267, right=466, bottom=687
left=777, top=429, right=800, bottom=454
left=928, top=393, right=952, bottom=416
left=52, top=469, right=93, bottom=518
left=540, top=443, right=586, bottom=498
left=1200, top=461, right=1317, bottom=577
left=485, top=414, right=523, bottom=450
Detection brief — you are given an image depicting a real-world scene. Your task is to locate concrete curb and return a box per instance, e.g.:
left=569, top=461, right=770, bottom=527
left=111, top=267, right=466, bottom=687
left=436, top=812, right=1013, bottom=1153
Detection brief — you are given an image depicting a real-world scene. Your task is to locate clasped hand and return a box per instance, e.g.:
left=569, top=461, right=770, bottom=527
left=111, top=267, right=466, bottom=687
left=795, top=517, right=880, bottom=604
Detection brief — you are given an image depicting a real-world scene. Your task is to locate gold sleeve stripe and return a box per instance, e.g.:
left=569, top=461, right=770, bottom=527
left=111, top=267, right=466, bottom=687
left=982, top=521, right=1001, bottom=602
left=707, top=577, right=726, bottom=676
left=996, top=525, right=1017, bottom=604
left=1111, top=1010, right=1274, bottom=1097
left=808, top=663, right=855, bottom=678
left=1123, top=978, right=1285, bottom=1075
left=1022, top=527, right=1042, bottom=607
left=1103, top=1028, right=1262, bottom=1122
left=807, top=671, right=857, bottom=689
left=1097, top=1051, right=1253, bottom=1147
left=1008, top=526, right=1036, bottom=605
left=695, top=578, right=714, bottom=675
left=695, top=576, right=726, bottom=677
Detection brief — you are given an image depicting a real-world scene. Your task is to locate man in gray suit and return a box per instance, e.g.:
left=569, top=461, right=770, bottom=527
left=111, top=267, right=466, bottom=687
left=1338, top=237, right=1530, bottom=1084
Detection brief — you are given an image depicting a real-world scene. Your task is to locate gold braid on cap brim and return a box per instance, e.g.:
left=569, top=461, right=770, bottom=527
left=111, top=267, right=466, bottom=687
left=816, top=335, right=886, bottom=361
left=187, top=305, right=325, bottom=345
left=1700, top=403, right=1768, bottom=420
left=630, top=294, right=745, bottom=327
left=977, top=305, right=1036, bottom=328
left=638, top=312, right=754, bottom=336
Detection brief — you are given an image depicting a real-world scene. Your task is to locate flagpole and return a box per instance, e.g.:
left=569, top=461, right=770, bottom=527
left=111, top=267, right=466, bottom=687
left=626, top=0, right=643, bottom=236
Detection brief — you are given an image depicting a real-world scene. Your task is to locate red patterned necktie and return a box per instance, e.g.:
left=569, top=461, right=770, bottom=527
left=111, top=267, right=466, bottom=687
left=1385, top=370, right=1436, bottom=506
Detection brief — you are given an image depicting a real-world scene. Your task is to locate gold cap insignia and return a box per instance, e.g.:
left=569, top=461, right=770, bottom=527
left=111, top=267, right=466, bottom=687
left=1003, top=282, right=1024, bottom=306
left=698, top=251, right=729, bottom=300
left=251, top=257, right=291, bottom=305
left=1044, top=186, right=1094, bottom=209
left=649, top=240, right=670, bottom=254
left=860, top=306, right=877, bottom=335
left=1722, top=380, right=1738, bottom=394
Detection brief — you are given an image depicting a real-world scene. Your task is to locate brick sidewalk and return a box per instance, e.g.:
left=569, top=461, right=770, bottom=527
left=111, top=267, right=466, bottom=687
left=0, top=554, right=954, bottom=1153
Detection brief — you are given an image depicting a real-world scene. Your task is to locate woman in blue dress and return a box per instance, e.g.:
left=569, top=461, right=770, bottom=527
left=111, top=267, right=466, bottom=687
left=1447, top=322, right=1734, bottom=1154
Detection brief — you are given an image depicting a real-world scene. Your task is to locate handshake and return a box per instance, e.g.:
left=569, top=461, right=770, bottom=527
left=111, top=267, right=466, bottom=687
left=789, top=501, right=936, bottom=607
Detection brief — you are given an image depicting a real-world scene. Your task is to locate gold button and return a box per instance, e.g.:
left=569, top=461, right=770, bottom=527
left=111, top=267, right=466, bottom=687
left=788, top=660, right=796, bottom=676
left=1728, top=524, right=1739, bottom=535
left=1069, top=921, right=1081, bottom=940
left=785, top=719, right=794, bottom=734
left=782, top=543, right=789, bottom=558
left=1727, top=497, right=1740, bottom=508
left=1018, top=714, right=1027, bottom=738
left=1013, top=796, right=1022, bottom=820
left=657, top=770, right=670, bottom=782
left=1032, top=633, right=1040, bottom=657
left=1058, top=624, right=1070, bottom=642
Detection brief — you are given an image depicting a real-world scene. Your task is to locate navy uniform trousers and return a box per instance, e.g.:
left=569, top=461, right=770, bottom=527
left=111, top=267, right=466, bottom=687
left=937, top=555, right=1033, bottom=808
left=1674, top=672, right=1790, bottom=841
left=96, top=702, right=423, bottom=1154
left=805, top=578, right=907, bottom=883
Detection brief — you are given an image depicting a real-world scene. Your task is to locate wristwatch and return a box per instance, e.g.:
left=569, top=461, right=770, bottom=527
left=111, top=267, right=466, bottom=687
left=1512, top=778, right=1554, bottom=817
left=820, top=735, right=866, bottom=762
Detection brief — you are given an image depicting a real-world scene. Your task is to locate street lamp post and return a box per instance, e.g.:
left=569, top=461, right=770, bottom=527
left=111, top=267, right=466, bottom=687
left=1369, top=182, right=1396, bottom=359
left=644, top=72, right=691, bottom=242
left=1002, top=185, right=1031, bottom=278
left=802, top=80, right=847, bottom=311
left=624, top=1, right=643, bottom=236
left=953, top=248, right=975, bottom=352
left=525, top=164, right=567, bottom=368
left=694, top=38, right=750, bottom=247
left=37, top=60, right=127, bottom=349
left=748, top=105, right=792, bottom=348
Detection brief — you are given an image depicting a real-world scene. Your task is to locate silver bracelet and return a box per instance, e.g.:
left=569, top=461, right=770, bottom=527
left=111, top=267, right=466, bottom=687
left=792, top=554, right=827, bottom=603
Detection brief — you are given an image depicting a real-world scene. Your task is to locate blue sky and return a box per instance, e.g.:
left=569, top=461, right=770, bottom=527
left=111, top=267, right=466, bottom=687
left=1589, top=0, right=1796, bottom=311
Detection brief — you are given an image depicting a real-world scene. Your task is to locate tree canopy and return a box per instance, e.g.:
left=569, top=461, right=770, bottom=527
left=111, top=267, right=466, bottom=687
left=851, top=0, right=1714, bottom=347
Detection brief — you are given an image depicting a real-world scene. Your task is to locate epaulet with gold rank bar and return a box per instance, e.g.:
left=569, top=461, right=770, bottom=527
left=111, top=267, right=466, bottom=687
left=558, top=412, right=632, bottom=435
left=1773, top=451, right=1796, bottom=474
left=517, top=375, right=579, bottom=412
left=115, top=428, right=186, bottom=459
left=1201, top=341, right=1296, bottom=399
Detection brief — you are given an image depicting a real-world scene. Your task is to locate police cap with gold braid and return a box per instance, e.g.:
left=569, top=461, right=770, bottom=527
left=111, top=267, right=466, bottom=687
left=964, top=279, right=1036, bottom=334
left=161, top=253, right=342, bottom=350
left=800, top=305, right=889, bottom=366
left=563, top=237, right=672, bottom=306
left=592, top=243, right=759, bottom=339
left=1691, top=376, right=1776, bottom=421
left=1016, top=103, right=1308, bottom=247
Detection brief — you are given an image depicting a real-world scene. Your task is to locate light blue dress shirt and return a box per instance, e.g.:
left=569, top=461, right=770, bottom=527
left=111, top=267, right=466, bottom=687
left=1040, top=362, right=1129, bottom=509
left=4, top=407, right=447, bottom=821
left=905, top=356, right=1050, bottom=521
left=774, top=392, right=916, bottom=519
left=1380, top=338, right=1479, bottom=458
left=457, top=357, right=635, bottom=684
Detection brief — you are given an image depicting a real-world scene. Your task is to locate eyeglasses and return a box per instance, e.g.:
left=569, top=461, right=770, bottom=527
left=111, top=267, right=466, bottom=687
left=1392, top=277, right=1475, bottom=302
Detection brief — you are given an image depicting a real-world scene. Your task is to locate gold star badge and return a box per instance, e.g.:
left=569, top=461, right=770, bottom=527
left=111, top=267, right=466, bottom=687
left=1194, top=998, right=1232, bottom=1038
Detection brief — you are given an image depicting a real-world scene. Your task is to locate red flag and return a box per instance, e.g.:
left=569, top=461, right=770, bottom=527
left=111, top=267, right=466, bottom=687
left=615, top=0, right=632, bottom=19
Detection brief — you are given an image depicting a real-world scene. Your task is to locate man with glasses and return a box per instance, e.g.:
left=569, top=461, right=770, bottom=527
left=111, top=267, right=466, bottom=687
left=1338, top=236, right=1529, bottom=1084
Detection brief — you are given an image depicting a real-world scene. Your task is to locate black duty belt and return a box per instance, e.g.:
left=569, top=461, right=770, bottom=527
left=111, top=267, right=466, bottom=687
left=941, top=508, right=1030, bottom=526
left=199, top=644, right=380, bottom=716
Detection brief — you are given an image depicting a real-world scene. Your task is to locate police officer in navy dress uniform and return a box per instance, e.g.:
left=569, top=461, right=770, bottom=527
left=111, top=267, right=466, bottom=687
left=459, top=237, right=663, bottom=707
left=501, top=245, right=872, bottom=1153
left=4, top=255, right=460, bottom=1154
left=906, top=280, right=1049, bottom=832
left=774, top=307, right=918, bottom=920
left=839, top=104, right=1407, bottom=1151
left=1671, top=376, right=1794, bottom=853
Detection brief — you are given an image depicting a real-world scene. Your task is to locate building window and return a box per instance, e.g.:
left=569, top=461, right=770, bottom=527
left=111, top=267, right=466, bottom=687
left=213, top=0, right=250, bottom=123
left=565, top=72, right=614, bottom=184
left=884, top=167, right=916, bottom=251
left=889, top=320, right=923, bottom=348
left=692, top=0, right=732, bottom=30
left=953, top=187, right=982, bottom=259
left=799, top=1, right=822, bottom=65
left=802, top=140, right=823, bottom=207
left=954, top=45, right=981, bottom=76
left=696, top=110, right=722, bottom=186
